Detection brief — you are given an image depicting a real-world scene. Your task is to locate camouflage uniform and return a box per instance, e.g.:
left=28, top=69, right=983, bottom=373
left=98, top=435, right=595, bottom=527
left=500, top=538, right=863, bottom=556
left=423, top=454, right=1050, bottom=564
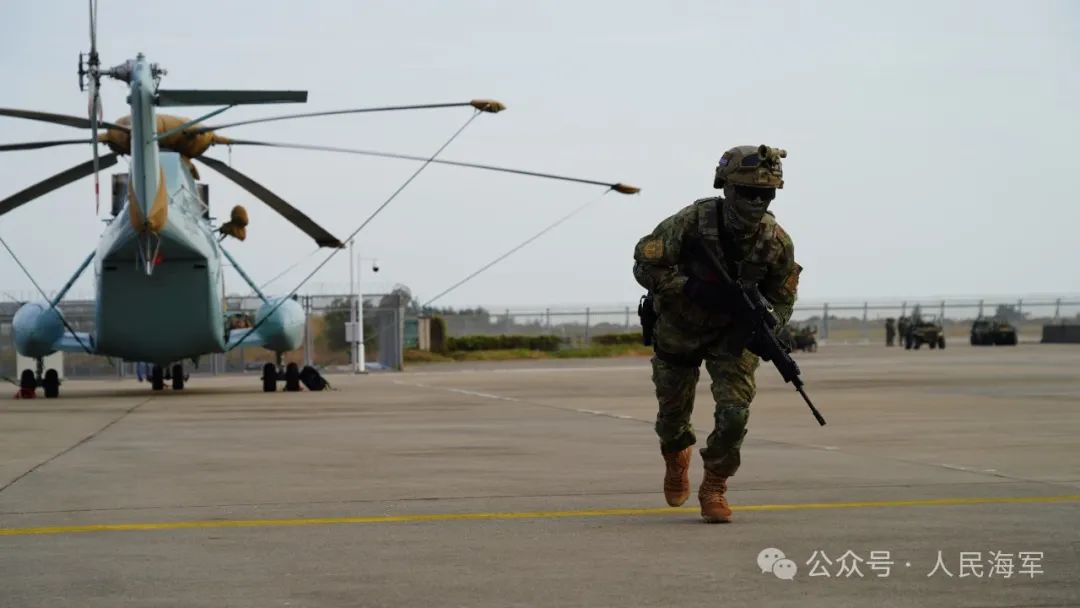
left=633, top=191, right=800, bottom=477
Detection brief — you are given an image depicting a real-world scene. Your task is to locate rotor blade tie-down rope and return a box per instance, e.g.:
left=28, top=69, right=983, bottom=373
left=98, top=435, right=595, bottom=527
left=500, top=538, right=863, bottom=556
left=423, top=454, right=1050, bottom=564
left=422, top=189, right=611, bottom=308
left=0, top=234, right=92, bottom=354
left=255, top=247, right=320, bottom=294
left=226, top=110, right=482, bottom=352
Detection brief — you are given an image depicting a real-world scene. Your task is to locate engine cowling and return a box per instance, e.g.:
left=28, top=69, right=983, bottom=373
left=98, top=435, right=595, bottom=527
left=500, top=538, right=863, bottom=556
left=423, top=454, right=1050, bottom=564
left=252, top=297, right=305, bottom=353
left=13, top=302, right=65, bottom=359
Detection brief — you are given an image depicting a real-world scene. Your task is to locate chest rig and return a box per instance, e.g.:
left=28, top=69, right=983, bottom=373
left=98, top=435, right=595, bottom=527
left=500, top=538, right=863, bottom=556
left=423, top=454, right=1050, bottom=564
left=682, top=197, right=769, bottom=288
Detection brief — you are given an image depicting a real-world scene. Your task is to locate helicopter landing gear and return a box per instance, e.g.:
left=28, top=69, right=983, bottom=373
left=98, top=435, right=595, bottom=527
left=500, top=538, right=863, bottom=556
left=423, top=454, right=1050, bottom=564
left=171, top=364, right=185, bottom=390
left=15, top=359, right=62, bottom=398
left=262, top=362, right=277, bottom=392
left=146, top=363, right=186, bottom=391
left=151, top=365, right=165, bottom=391
left=18, top=369, right=37, bottom=399
left=42, top=369, right=61, bottom=398
left=260, top=354, right=315, bottom=393
left=284, top=363, right=301, bottom=392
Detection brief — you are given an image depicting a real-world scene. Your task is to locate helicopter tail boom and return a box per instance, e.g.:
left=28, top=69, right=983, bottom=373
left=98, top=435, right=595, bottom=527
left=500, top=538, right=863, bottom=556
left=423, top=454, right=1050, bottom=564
left=126, top=55, right=166, bottom=238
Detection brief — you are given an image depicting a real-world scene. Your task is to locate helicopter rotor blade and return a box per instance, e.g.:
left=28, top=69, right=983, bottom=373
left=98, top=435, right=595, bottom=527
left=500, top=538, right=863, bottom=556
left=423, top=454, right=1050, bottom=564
left=196, top=100, right=501, bottom=133
left=86, top=0, right=104, bottom=214
left=0, top=153, right=119, bottom=218
left=0, top=139, right=94, bottom=152
left=0, top=108, right=128, bottom=132
left=224, top=139, right=640, bottom=194
left=195, top=156, right=344, bottom=248
left=89, top=78, right=102, bottom=214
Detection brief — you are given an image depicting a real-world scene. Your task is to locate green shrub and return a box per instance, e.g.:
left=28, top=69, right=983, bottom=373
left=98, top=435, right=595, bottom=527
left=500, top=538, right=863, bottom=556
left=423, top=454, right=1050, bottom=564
left=552, top=343, right=653, bottom=358
left=447, top=334, right=564, bottom=352
left=591, top=332, right=644, bottom=346
left=450, top=349, right=550, bottom=361
left=404, top=348, right=453, bottom=363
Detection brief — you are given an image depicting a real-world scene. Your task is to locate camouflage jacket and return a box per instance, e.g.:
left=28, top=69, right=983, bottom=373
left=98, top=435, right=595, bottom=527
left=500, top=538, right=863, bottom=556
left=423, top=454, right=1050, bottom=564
left=633, top=197, right=801, bottom=332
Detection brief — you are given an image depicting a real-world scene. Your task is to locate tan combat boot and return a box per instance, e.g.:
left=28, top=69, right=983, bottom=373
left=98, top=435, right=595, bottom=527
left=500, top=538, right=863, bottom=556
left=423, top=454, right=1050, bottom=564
left=662, top=447, right=692, bottom=507
left=698, top=469, right=732, bottom=523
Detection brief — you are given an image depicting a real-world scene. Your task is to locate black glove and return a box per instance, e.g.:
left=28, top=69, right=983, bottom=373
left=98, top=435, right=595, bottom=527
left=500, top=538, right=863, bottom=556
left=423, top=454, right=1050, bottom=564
left=682, top=277, right=731, bottom=308
left=745, top=330, right=772, bottom=360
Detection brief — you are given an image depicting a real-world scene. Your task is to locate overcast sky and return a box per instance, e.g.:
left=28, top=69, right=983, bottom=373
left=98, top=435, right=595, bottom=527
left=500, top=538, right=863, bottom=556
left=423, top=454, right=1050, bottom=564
left=0, top=1, right=1076, bottom=308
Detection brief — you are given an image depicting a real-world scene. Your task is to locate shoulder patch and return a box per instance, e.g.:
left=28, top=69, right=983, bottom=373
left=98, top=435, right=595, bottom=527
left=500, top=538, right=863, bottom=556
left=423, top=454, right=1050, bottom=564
left=642, top=239, right=665, bottom=260
left=783, top=265, right=802, bottom=294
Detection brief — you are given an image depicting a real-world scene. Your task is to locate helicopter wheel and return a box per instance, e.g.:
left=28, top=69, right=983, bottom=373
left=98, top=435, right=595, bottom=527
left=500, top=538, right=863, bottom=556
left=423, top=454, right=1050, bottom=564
left=171, top=364, right=185, bottom=390
left=262, top=363, right=277, bottom=393
left=151, top=365, right=165, bottom=391
left=19, top=369, right=37, bottom=398
left=284, top=363, right=301, bottom=392
left=42, top=369, right=61, bottom=399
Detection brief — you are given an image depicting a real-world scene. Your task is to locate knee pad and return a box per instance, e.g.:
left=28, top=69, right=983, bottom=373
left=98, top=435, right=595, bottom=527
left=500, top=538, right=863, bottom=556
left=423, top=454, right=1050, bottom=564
left=714, top=404, right=749, bottom=447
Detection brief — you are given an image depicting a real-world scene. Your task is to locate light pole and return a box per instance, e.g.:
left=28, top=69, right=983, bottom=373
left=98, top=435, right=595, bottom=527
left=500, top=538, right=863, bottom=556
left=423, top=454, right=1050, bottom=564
left=349, top=240, right=358, bottom=373
left=349, top=241, right=378, bottom=374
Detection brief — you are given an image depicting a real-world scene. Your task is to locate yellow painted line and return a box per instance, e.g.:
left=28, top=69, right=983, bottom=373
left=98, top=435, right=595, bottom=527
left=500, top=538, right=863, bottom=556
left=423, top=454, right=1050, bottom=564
left=1, top=494, right=1078, bottom=538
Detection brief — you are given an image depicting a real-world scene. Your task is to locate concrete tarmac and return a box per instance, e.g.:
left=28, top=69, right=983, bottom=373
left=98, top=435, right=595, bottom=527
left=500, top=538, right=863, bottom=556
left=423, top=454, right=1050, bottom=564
left=1, top=344, right=1078, bottom=607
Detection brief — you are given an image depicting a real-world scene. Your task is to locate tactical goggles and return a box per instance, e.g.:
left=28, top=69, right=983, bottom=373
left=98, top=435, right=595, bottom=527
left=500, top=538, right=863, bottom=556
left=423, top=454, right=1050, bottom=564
left=733, top=185, right=776, bottom=202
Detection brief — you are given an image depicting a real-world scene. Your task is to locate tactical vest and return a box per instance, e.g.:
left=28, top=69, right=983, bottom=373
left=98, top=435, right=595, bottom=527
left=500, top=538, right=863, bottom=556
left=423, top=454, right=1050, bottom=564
left=681, top=197, right=771, bottom=289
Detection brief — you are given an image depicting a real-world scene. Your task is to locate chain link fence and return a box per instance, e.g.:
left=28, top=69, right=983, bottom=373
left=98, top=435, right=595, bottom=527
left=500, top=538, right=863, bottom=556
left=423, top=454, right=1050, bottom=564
left=429, top=296, right=1080, bottom=346
left=0, top=292, right=407, bottom=380
left=4, top=295, right=1078, bottom=379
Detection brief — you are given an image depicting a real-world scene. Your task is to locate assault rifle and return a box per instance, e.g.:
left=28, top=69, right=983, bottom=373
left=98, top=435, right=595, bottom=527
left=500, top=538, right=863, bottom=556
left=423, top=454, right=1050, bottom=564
left=698, top=242, right=826, bottom=426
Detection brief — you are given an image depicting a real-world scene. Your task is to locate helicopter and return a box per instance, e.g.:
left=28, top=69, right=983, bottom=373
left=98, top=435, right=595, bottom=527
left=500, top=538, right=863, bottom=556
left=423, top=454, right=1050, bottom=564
left=1, top=1, right=638, bottom=397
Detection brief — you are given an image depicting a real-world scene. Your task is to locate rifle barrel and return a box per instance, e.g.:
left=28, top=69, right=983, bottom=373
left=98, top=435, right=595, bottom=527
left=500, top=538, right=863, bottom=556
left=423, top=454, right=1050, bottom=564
left=797, top=385, right=827, bottom=426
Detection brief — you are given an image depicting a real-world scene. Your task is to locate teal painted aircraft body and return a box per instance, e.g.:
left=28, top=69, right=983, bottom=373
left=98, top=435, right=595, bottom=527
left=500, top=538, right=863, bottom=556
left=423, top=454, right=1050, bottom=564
left=7, top=52, right=316, bottom=391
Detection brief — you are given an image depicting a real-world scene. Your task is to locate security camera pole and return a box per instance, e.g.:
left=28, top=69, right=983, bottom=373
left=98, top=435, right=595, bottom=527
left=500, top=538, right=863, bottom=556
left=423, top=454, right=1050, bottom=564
left=348, top=240, right=366, bottom=374
left=348, top=240, right=356, bottom=372
left=355, top=262, right=365, bottom=374
left=348, top=240, right=378, bottom=374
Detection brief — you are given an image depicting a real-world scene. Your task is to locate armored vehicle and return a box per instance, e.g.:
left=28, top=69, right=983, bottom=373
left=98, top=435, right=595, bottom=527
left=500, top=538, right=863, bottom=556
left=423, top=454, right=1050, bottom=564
left=970, top=318, right=1018, bottom=345
left=904, top=315, right=946, bottom=350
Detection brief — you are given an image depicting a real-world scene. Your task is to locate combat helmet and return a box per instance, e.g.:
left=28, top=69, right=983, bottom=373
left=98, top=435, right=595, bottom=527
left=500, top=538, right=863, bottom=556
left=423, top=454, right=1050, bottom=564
left=714, top=144, right=786, bottom=189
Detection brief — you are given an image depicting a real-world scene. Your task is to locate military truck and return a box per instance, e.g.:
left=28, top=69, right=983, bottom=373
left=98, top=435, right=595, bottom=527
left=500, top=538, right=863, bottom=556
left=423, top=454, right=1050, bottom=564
left=780, top=324, right=818, bottom=352
left=904, top=315, right=945, bottom=350
left=970, top=318, right=1018, bottom=345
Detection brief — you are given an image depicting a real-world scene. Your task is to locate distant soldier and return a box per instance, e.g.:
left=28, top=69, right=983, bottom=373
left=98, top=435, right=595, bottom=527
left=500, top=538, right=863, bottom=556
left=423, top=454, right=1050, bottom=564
left=633, top=144, right=800, bottom=523
left=885, top=318, right=896, bottom=346
left=897, top=316, right=909, bottom=346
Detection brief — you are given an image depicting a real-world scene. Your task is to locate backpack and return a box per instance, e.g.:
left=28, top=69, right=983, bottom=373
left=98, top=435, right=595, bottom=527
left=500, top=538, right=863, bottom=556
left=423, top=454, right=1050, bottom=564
left=299, top=365, right=331, bottom=391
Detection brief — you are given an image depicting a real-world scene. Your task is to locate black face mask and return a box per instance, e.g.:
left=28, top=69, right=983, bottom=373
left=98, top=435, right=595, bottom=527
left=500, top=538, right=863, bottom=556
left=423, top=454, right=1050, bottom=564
left=723, top=186, right=775, bottom=236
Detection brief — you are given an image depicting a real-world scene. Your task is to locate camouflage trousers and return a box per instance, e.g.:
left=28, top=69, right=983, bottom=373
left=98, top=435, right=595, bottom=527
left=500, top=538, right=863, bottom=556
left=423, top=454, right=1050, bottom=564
left=650, top=319, right=760, bottom=477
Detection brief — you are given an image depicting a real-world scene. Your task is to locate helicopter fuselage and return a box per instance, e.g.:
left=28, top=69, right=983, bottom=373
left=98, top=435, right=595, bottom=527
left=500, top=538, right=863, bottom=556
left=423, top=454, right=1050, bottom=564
left=13, top=55, right=306, bottom=367
left=93, top=151, right=227, bottom=362
left=14, top=147, right=311, bottom=366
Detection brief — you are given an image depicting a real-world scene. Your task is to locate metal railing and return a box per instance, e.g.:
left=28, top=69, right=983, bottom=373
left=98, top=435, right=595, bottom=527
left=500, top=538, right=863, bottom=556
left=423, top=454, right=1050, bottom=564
left=4, top=294, right=1077, bottom=378
left=428, top=296, right=1080, bottom=344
